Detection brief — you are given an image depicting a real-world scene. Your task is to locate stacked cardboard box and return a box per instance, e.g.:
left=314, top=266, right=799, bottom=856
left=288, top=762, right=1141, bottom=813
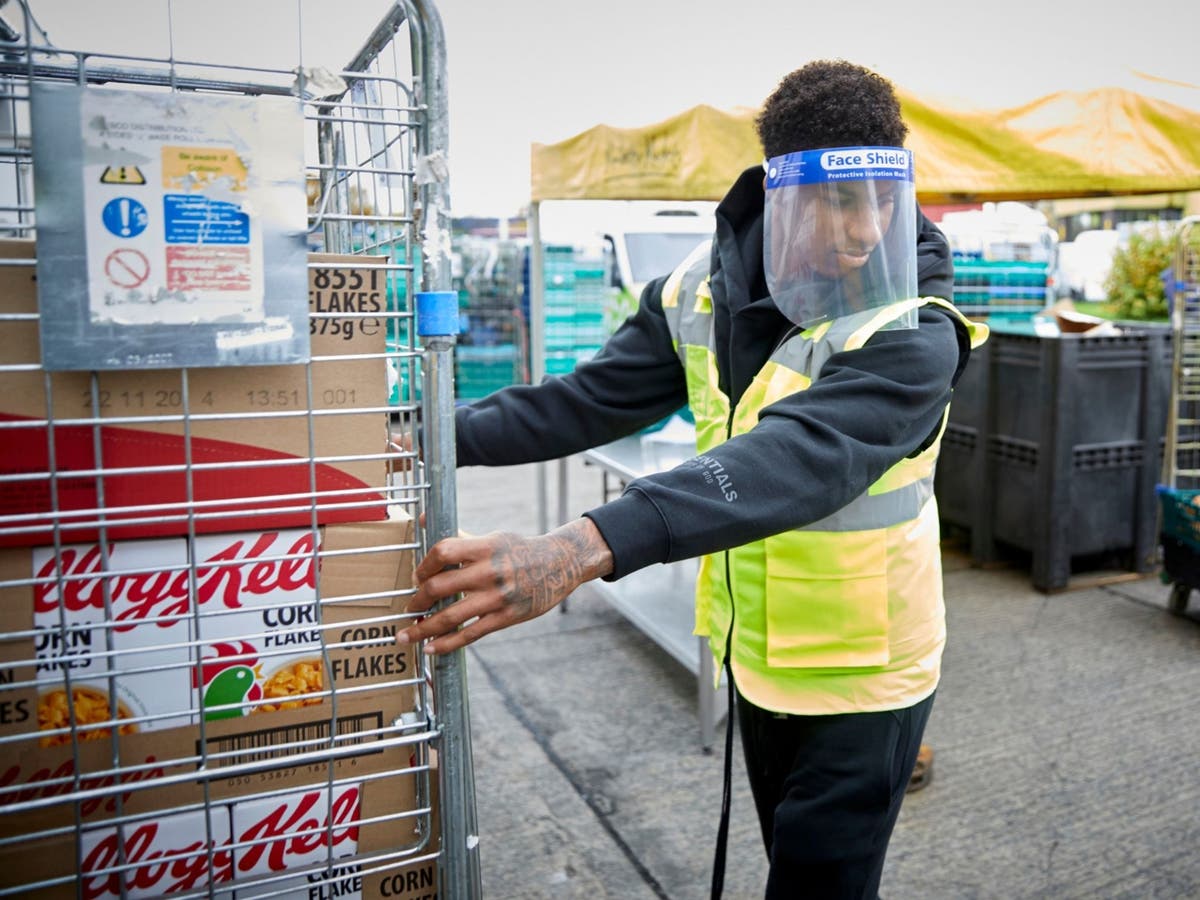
left=0, top=246, right=440, bottom=898
left=0, top=516, right=435, bottom=899
left=0, top=241, right=394, bottom=547
left=0, top=767, right=435, bottom=899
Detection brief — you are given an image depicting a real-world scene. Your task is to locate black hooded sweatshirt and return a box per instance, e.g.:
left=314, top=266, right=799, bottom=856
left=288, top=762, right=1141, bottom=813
left=454, top=165, right=973, bottom=580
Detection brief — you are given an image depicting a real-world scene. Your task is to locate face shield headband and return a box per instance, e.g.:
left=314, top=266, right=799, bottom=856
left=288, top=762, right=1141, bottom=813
left=763, top=146, right=918, bottom=330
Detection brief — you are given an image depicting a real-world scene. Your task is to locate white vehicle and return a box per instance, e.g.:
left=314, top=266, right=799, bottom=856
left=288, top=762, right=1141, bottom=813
left=538, top=200, right=716, bottom=328
left=603, top=208, right=715, bottom=298
left=939, top=201, right=1057, bottom=263
left=602, top=207, right=715, bottom=327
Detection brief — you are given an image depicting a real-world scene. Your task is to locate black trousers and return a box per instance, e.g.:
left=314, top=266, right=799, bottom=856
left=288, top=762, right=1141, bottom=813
left=736, top=690, right=935, bottom=900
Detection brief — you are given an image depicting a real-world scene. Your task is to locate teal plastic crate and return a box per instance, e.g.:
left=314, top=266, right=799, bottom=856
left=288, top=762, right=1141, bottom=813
left=1158, top=486, right=1200, bottom=552
left=382, top=245, right=422, bottom=344
left=953, top=260, right=1048, bottom=316
left=544, top=345, right=604, bottom=376
left=387, top=338, right=422, bottom=406
left=456, top=343, right=520, bottom=401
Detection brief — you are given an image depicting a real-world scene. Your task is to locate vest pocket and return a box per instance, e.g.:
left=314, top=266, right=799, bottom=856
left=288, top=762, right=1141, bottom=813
left=763, top=529, right=890, bottom=669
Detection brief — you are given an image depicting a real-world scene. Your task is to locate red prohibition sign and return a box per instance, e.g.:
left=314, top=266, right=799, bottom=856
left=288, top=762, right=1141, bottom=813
left=104, top=248, right=151, bottom=289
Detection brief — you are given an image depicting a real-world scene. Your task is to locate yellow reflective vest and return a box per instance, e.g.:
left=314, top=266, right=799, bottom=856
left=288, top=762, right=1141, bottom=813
left=661, top=243, right=989, bottom=715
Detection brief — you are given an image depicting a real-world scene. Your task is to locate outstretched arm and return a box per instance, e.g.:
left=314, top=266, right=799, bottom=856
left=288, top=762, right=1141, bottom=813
left=396, top=517, right=614, bottom=655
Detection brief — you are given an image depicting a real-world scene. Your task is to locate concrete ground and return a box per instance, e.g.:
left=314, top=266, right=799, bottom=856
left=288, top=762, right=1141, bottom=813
left=450, top=457, right=1200, bottom=900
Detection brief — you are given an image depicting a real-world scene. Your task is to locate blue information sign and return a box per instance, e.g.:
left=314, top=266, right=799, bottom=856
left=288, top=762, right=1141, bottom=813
left=101, top=196, right=149, bottom=238
left=163, top=194, right=251, bottom=244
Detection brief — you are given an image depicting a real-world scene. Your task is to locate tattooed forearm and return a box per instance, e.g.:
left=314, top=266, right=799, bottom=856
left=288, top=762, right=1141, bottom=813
left=491, top=519, right=614, bottom=620
left=397, top=519, right=617, bottom=654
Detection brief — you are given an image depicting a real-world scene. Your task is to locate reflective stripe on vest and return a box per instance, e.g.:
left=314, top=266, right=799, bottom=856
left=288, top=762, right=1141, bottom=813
left=662, top=251, right=989, bottom=715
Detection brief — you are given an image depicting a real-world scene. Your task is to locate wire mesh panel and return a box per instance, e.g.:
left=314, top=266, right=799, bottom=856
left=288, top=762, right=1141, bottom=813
left=1159, top=218, right=1200, bottom=611
left=1164, top=217, right=1200, bottom=490
left=0, top=1, right=476, bottom=897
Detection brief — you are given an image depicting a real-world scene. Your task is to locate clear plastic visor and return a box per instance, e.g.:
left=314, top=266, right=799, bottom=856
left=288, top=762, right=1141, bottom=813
left=763, top=147, right=917, bottom=330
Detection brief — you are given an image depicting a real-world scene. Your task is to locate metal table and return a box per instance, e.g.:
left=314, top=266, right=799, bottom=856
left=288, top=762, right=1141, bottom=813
left=564, top=437, right=727, bottom=751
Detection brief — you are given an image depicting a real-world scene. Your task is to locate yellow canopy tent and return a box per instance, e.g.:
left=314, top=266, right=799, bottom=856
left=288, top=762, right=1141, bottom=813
left=531, top=86, right=1200, bottom=204
left=525, top=86, right=1200, bottom=530
left=526, top=85, right=1200, bottom=520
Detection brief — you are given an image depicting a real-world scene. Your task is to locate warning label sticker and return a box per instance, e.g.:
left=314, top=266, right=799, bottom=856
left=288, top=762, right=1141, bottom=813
left=32, top=81, right=309, bottom=370
left=79, top=90, right=268, bottom=326
left=161, top=145, right=247, bottom=192
left=104, top=248, right=151, bottom=289
left=166, top=246, right=252, bottom=292
left=100, top=165, right=146, bottom=185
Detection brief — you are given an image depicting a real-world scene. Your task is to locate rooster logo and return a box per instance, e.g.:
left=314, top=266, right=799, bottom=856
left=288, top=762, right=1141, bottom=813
left=195, top=641, right=263, bottom=720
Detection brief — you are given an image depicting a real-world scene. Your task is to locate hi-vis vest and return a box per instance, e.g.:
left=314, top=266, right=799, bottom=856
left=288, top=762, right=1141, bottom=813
left=661, top=241, right=989, bottom=715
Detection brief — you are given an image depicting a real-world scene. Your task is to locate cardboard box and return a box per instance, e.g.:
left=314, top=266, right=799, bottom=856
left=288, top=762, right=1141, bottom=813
left=372, top=861, right=439, bottom=900
left=0, top=241, right=395, bottom=546
left=0, top=769, right=427, bottom=899
left=362, top=761, right=440, bottom=900
left=0, top=514, right=417, bottom=746
left=0, top=812, right=236, bottom=900
left=251, top=759, right=440, bottom=900
left=0, top=515, right=423, bottom=844
left=80, top=806, right=236, bottom=900
left=235, top=766, right=436, bottom=900
left=0, top=682, right=423, bottom=836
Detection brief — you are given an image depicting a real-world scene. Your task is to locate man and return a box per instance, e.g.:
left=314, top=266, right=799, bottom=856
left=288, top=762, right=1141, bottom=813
left=397, top=60, right=986, bottom=899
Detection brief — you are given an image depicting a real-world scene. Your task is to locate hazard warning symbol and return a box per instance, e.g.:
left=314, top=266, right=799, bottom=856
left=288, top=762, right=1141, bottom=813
left=104, top=248, right=151, bottom=289
left=100, top=166, right=146, bottom=185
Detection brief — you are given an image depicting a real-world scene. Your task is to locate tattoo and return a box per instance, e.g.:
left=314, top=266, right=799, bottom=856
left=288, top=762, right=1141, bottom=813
left=490, top=522, right=611, bottom=621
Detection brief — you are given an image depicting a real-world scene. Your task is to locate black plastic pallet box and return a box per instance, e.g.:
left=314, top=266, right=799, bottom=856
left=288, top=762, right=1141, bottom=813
left=935, top=322, right=1170, bottom=591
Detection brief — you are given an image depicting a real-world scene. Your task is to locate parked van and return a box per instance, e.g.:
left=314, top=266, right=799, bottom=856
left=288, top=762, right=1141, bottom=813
left=604, top=209, right=714, bottom=292
left=538, top=200, right=716, bottom=330
left=601, top=206, right=715, bottom=326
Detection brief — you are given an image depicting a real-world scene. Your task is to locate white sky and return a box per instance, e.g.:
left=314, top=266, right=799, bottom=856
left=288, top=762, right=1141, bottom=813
left=22, top=0, right=1200, bottom=217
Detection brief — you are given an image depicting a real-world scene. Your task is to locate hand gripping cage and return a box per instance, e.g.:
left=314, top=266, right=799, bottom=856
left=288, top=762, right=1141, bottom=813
left=0, top=1, right=481, bottom=897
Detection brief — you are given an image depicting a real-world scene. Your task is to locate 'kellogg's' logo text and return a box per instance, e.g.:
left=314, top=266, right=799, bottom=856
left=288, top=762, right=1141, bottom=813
left=81, top=820, right=233, bottom=899
left=32, top=532, right=319, bottom=631
left=0, top=756, right=166, bottom=817
left=236, top=786, right=361, bottom=874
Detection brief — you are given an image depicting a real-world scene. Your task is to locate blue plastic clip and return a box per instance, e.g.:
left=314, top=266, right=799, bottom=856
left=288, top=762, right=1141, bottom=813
left=416, top=291, right=460, bottom=337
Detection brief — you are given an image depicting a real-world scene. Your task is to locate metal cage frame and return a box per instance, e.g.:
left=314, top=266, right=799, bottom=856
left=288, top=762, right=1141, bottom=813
left=0, top=1, right=480, bottom=897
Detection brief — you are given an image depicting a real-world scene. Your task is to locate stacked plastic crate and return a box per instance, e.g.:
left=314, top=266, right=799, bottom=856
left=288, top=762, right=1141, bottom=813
left=939, top=204, right=1057, bottom=320
left=386, top=242, right=423, bottom=406
left=456, top=300, right=524, bottom=401
left=455, top=239, right=527, bottom=402
left=543, top=244, right=611, bottom=376
left=952, top=250, right=1050, bottom=319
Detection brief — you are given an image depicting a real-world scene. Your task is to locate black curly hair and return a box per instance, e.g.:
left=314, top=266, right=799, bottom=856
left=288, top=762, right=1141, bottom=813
left=755, top=60, right=907, bottom=159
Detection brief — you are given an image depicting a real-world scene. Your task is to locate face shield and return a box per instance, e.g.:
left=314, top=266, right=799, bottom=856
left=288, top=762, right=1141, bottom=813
left=763, top=146, right=917, bottom=330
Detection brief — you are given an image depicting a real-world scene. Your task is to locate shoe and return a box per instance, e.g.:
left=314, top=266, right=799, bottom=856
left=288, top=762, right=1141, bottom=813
left=906, top=744, right=934, bottom=793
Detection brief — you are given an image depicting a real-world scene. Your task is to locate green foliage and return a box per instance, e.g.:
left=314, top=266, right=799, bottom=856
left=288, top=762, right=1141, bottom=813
left=1072, top=300, right=1122, bottom=321
left=1104, top=229, right=1175, bottom=320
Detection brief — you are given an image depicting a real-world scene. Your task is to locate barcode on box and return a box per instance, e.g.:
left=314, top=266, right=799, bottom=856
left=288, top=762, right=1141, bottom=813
left=201, top=710, right=384, bottom=768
